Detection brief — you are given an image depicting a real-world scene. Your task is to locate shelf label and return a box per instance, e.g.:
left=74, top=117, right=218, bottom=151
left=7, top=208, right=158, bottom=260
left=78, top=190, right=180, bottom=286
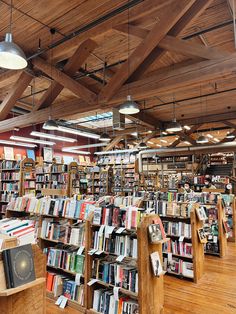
left=77, top=246, right=84, bottom=255
left=168, top=253, right=172, bottom=262
left=116, top=255, right=125, bottom=262
left=113, top=287, right=120, bottom=301
left=88, top=249, right=97, bottom=255
left=95, top=250, right=103, bottom=255
left=98, top=225, right=105, bottom=236
left=116, top=227, right=126, bottom=234
left=87, top=278, right=98, bottom=286
left=75, top=273, right=82, bottom=285
left=179, top=236, right=184, bottom=242
left=105, top=226, right=115, bottom=238
left=55, top=296, right=63, bottom=306
left=59, top=296, right=68, bottom=309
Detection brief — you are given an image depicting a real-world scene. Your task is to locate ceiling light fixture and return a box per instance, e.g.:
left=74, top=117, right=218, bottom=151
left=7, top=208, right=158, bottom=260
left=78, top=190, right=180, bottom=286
left=61, top=149, right=91, bottom=155
left=62, top=143, right=107, bottom=151
left=226, top=132, right=235, bottom=139
left=206, top=134, right=213, bottom=139
left=56, top=125, right=100, bottom=139
left=99, top=132, right=111, bottom=142
left=162, top=131, right=168, bottom=135
left=0, top=139, right=36, bottom=148
left=184, top=141, right=190, bottom=145
left=10, top=135, right=55, bottom=146
left=139, top=142, right=148, bottom=149
left=183, top=125, right=191, bottom=130
left=30, top=131, right=76, bottom=143
left=0, top=0, right=27, bottom=70
left=196, top=135, right=209, bottom=144
left=214, top=138, right=220, bottom=142
left=119, top=95, right=140, bottom=115
left=94, top=148, right=139, bottom=155
left=166, top=118, right=182, bottom=133
left=160, top=139, right=167, bottom=143
left=43, top=119, right=58, bottom=131
left=147, top=141, right=154, bottom=144
left=156, top=144, right=162, bottom=147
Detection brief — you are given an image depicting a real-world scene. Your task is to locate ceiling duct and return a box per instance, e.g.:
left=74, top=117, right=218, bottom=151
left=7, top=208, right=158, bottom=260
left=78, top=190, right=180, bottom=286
left=112, top=108, right=125, bottom=130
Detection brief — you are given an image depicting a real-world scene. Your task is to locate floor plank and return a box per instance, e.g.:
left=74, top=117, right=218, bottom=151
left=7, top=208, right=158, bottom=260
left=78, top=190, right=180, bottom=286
left=46, top=243, right=236, bottom=313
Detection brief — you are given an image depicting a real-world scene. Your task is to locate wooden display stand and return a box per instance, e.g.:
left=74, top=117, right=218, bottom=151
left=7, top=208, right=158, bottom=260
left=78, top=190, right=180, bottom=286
left=191, top=206, right=205, bottom=283
left=227, top=196, right=236, bottom=243
left=218, top=198, right=227, bottom=257
left=20, top=158, right=36, bottom=196
left=0, top=244, right=46, bottom=314
left=68, top=161, right=79, bottom=197
left=86, top=214, right=165, bottom=314
left=137, top=214, right=166, bottom=314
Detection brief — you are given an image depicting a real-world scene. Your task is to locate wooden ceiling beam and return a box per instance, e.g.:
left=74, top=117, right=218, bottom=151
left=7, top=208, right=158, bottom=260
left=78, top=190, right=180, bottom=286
left=0, top=71, right=33, bottom=121
left=0, top=70, right=22, bottom=89
left=169, top=124, right=202, bottom=147
left=115, top=23, right=228, bottom=60
left=112, top=54, right=236, bottom=104
left=99, top=0, right=194, bottom=102
left=223, top=121, right=236, bottom=129
left=46, top=0, right=172, bottom=64
left=103, top=135, right=124, bottom=151
left=178, top=111, right=236, bottom=126
left=32, top=57, right=97, bottom=105
left=135, top=131, right=158, bottom=148
left=33, top=39, right=98, bottom=111
left=129, top=0, right=214, bottom=82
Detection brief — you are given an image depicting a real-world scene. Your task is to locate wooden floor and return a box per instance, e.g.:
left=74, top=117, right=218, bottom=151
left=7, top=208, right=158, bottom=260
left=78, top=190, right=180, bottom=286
left=46, top=243, right=236, bottom=314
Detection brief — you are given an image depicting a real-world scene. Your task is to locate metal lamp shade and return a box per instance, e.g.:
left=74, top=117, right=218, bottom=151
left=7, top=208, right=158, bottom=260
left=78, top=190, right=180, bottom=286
left=43, top=119, right=58, bottom=131
left=99, top=132, right=111, bottom=142
left=119, top=95, right=140, bottom=115
left=165, top=119, right=182, bottom=133
left=196, top=135, right=209, bottom=144
left=139, top=142, right=148, bottom=149
left=0, top=33, right=27, bottom=70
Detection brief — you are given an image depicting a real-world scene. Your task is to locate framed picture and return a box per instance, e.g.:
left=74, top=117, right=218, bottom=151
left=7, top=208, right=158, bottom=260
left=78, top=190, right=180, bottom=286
left=195, top=206, right=208, bottom=221
left=4, top=146, right=14, bottom=160
left=43, top=147, right=53, bottom=162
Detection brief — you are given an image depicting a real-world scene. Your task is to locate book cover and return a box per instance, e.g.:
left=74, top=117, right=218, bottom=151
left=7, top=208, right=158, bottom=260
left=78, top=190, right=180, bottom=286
left=2, top=244, right=36, bottom=288
left=150, top=251, right=163, bottom=277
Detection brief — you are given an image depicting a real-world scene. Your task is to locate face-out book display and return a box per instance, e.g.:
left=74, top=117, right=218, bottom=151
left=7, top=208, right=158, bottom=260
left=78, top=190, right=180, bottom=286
left=2, top=244, right=35, bottom=289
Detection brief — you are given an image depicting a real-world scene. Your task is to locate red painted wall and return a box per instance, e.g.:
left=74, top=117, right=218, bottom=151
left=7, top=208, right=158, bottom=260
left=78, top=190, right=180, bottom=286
left=0, top=125, right=97, bottom=160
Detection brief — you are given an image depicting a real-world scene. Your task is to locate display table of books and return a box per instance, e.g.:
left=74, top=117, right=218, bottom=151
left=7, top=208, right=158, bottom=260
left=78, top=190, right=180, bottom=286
left=0, top=244, right=46, bottom=314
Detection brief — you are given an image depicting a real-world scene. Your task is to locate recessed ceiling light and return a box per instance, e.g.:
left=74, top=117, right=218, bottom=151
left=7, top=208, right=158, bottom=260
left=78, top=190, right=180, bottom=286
left=206, top=134, right=213, bottom=139
left=10, top=135, right=55, bottom=146
left=214, top=138, right=220, bottom=142
left=160, top=139, right=167, bottom=143
left=162, top=131, right=168, bottom=135
left=147, top=141, right=154, bottom=144
left=156, top=144, right=162, bottom=147
left=184, top=141, right=190, bottom=145
left=183, top=125, right=191, bottom=130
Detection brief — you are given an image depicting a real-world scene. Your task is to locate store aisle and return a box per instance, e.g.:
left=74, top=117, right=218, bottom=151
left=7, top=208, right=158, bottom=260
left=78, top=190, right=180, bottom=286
left=164, top=243, right=236, bottom=314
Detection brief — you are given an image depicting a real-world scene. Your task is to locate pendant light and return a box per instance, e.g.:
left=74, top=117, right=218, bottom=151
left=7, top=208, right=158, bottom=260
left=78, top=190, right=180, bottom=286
left=196, top=135, right=209, bottom=144
left=119, top=95, right=139, bottom=114
left=43, top=118, right=58, bottom=130
left=0, top=0, right=27, bottom=69
left=139, top=141, right=148, bottom=149
left=119, top=9, right=139, bottom=115
left=99, top=132, right=111, bottom=142
left=226, top=132, right=235, bottom=139
left=166, top=101, right=182, bottom=133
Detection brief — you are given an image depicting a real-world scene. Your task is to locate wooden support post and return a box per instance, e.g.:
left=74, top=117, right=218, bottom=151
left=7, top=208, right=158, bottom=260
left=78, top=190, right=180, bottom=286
left=137, top=214, right=165, bottom=314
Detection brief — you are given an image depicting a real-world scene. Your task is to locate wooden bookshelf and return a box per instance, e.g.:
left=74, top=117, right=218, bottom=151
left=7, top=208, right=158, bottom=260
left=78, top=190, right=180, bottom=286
left=86, top=213, right=165, bottom=314
left=157, top=201, right=204, bottom=283
left=20, top=158, right=36, bottom=196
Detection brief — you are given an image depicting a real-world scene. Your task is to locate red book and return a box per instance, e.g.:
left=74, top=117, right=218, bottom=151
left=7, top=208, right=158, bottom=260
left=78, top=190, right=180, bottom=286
left=79, top=203, right=86, bottom=220
left=131, top=210, right=137, bottom=229
left=112, top=207, right=120, bottom=226
left=46, top=272, right=55, bottom=291
left=101, top=207, right=107, bottom=225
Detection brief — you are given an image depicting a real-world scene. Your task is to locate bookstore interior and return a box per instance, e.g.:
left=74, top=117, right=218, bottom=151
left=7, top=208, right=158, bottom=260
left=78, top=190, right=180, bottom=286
left=1, top=1, right=236, bottom=314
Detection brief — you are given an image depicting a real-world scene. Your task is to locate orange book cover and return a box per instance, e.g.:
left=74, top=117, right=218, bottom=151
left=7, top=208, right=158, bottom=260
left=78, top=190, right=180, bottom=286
left=46, top=272, right=55, bottom=291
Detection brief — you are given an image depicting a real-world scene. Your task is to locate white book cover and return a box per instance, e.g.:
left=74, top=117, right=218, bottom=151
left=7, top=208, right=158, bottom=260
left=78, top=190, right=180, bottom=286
left=93, top=289, right=102, bottom=311
left=150, top=251, right=163, bottom=277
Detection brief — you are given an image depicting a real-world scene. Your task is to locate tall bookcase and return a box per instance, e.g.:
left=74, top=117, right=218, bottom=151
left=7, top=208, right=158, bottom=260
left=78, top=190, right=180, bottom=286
left=157, top=201, right=204, bottom=283
left=20, top=158, right=36, bottom=196
left=86, top=213, right=165, bottom=314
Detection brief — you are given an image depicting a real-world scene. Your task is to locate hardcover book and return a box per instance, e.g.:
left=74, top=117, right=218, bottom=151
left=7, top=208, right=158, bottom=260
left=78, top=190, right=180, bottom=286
left=2, top=243, right=36, bottom=288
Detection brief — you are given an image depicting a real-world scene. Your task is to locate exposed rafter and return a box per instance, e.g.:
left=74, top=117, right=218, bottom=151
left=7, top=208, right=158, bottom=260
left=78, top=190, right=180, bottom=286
left=99, top=0, right=194, bottom=102
left=103, top=135, right=124, bottom=151
left=32, top=57, right=97, bottom=105
left=0, top=71, right=33, bottom=121
left=169, top=124, right=202, bottom=147
left=129, top=0, right=214, bottom=82
left=33, top=39, right=98, bottom=111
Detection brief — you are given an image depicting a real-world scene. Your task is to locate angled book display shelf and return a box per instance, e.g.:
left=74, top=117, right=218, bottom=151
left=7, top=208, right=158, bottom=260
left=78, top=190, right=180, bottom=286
left=0, top=244, right=46, bottom=314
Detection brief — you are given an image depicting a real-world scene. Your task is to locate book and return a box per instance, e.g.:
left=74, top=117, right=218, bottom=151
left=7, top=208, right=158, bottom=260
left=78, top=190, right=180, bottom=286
left=148, top=223, right=164, bottom=243
left=2, top=244, right=36, bottom=288
left=195, top=206, right=208, bottom=221
left=150, top=251, right=163, bottom=277
left=197, top=228, right=208, bottom=244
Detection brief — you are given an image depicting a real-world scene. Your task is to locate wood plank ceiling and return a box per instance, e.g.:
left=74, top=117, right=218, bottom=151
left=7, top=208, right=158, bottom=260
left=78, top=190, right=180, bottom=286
left=0, top=0, right=236, bottom=149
